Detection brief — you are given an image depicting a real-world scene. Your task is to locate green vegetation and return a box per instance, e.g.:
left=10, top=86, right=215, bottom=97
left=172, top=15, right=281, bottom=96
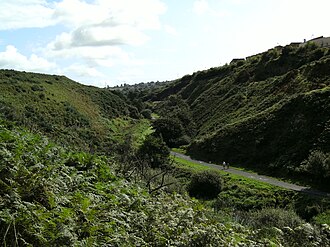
left=1, top=119, right=329, bottom=246
left=173, top=155, right=330, bottom=222
left=1, top=42, right=330, bottom=245
left=152, top=95, right=196, bottom=147
left=148, top=44, right=330, bottom=191
left=137, top=134, right=170, bottom=169
left=299, top=150, right=330, bottom=187
left=0, top=69, right=135, bottom=153
left=188, top=170, right=223, bottom=199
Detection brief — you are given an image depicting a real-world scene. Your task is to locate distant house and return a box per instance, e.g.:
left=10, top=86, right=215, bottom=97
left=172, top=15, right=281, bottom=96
left=301, top=36, right=330, bottom=48
left=289, top=42, right=301, bottom=47
left=230, top=58, right=245, bottom=65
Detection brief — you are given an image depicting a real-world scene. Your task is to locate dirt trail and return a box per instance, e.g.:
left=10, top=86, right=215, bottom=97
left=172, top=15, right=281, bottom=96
left=171, top=151, right=330, bottom=197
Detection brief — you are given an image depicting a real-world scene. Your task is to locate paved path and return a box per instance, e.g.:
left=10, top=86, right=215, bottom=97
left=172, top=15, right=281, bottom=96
left=171, top=151, right=330, bottom=197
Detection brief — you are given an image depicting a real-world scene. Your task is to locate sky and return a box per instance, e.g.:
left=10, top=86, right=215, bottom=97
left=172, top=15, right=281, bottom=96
left=0, top=0, right=329, bottom=87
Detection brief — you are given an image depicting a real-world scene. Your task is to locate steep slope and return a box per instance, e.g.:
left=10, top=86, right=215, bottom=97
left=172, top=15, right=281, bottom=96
left=0, top=70, right=136, bottom=152
left=150, top=43, right=330, bottom=186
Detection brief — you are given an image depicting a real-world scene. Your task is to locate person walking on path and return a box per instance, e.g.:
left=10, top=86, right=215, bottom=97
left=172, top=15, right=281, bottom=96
left=222, top=161, right=226, bottom=169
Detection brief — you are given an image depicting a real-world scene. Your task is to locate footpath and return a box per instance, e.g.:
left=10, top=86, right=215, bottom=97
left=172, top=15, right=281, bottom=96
left=171, top=151, right=330, bottom=198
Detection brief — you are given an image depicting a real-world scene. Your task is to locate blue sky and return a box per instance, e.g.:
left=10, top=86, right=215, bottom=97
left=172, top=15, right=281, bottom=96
left=0, top=0, right=329, bottom=87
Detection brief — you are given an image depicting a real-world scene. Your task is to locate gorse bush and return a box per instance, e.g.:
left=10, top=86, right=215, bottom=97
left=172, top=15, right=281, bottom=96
left=188, top=170, right=223, bottom=199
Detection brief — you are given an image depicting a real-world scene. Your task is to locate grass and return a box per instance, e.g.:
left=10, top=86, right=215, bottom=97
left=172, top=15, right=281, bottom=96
left=107, top=118, right=153, bottom=148
left=171, top=147, right=187, bottom=154
left=173, top=153, right=330, bottom=222
left=173, top=155, right=284, bottom=191
left=173, top=156, right=209, bottom=172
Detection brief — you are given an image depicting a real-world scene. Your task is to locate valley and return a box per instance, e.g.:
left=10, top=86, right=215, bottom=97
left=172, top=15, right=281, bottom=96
left=0, top=41, right=330, bottom=246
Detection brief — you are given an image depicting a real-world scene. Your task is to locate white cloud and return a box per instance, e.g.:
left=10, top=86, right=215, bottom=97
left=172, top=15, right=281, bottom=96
left=48, top=0, right=166, bottom=50
left=52, top=0, right=167, bottom=30
left=193, top=0, right=210, bottom=15
left=64, top=63, right=104, bottom=78
left=48, top=25, right=149, bottom=50
left=43, top=0, right=166, bottom=82
left=0, top=0, right=168, bottom=86
left=0, top=45, right=56, bottom=72
left=164, top=25, right=179, bottom=36
left=52, top=0, right=109, bottom=28
left=0, top=0, right=55, bottom=30
left=94, top=0, right=167, bottom=30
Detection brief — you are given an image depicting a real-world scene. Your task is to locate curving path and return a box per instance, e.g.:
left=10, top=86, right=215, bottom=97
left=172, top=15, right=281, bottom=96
left=171, top=151, right=330, bottom=197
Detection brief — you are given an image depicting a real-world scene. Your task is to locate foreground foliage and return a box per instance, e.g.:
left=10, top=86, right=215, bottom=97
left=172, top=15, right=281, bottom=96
left=1, top=121, right=329, bottom=246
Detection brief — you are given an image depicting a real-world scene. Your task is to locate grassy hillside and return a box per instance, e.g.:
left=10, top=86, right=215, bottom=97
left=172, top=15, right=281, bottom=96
left=0, top=69, right=139, bottom=153
left=149, top=43, right=330, bottom=189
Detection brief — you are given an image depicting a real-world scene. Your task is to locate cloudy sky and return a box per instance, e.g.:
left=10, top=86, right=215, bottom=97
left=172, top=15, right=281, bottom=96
left=0, top=0, right=329, bottom=87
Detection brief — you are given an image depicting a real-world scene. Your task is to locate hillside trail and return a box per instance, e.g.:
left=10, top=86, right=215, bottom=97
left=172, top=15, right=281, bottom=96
left=171, top=151, right=330, bottom=198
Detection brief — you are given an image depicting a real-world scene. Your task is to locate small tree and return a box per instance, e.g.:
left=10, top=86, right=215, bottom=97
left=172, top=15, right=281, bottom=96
left=137, top=135, right=175, bottom=193
left=188, top=170, right=223, bottom=199
left=137, top=134, right=170, bottom=169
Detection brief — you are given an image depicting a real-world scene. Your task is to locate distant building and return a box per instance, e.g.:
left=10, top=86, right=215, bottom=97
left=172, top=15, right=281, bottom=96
left=230, top=58, right=245, bottom=65
left=301, top=36, right=330, bottom=48
left=289, top=42, right=301, bottom=47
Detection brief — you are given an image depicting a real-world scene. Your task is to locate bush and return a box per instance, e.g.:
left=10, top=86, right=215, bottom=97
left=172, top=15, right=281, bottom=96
left=141, top=109, right=152, bottom=119
left=248, top=208, right=304, bottom=230
left=300, top=150, right=330, bottom=182
left=313, top=210, right=330, bottom=225
left=188, top=170, right=223, bottom=199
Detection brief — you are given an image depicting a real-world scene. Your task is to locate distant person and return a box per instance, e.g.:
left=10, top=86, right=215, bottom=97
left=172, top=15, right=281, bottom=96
left=222, top=161, right=226, bottom=169
left=226, top=163, right=230, bottom=169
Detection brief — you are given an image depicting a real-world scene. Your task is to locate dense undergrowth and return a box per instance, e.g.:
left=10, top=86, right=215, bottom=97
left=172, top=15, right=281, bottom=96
left=1, top=119, right=329, bottom=246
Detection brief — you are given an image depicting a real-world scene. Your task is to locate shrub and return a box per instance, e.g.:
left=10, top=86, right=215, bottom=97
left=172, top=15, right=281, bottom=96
left=141, top=109, right=152, bottom=119
left=188, top=170, right=223, bottom=199
left=248, top=208, right=304, bottom=229
left=313, top=210, right=330, bottom=225
left=300, top=150, right=330, bottom=181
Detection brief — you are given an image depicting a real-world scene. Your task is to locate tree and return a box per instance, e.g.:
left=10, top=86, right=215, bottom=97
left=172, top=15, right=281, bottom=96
left=136, top=135, right=176, bottom=193
left=137, top=134, right=170, bottom=169
left=152, top=118, right=185, bottom=147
